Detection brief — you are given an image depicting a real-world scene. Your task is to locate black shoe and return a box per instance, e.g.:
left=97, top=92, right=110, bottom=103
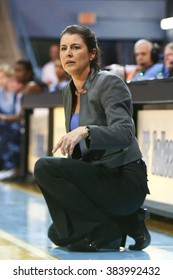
left=67, top=221, right=122, bottom=252
left=120, top=208, right=151, bottom=250
left=67, top=237, right=122, bottom=252
left=67, top=238, right=99, bottom=252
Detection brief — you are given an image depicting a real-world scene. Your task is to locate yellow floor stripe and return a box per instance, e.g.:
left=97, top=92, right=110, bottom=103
left=1, top=181, right=41, bottom=196
left=0, top=229, right=58, bottom=260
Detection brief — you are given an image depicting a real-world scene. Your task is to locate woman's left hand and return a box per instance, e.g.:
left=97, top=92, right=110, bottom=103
left=52, top=126, right=88, bottom=156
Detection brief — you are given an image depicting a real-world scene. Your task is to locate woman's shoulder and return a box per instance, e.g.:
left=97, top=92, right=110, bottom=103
left=95, top=69, right=125, bottom=88
left=97, top=69, right=123, bottom=81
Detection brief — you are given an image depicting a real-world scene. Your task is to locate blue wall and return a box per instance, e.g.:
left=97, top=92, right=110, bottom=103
left=11, top=0, right=166, bottom=40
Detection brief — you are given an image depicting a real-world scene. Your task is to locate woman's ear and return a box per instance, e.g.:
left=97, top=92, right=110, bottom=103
left=90, top=48, right=97, bottom=61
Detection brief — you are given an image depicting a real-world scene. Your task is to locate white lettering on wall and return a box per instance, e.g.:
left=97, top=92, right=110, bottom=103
left=152, top=131, right=173, bottom=178
left=141, top=130, right=173, bottom=178
left=141, top=130, right=150, bottom=167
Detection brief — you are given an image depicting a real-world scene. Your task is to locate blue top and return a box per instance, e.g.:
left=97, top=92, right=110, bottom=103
left=70, top=113, right=79, bottom=131
left=70, top=113, right=83, bottom=154
left=131, top=63, right=164, bottom=81
left=0, top=88, right=22, bottom=115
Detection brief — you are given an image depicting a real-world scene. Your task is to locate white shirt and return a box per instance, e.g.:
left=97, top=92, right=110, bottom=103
left=41, top=61, right=58, bottom=86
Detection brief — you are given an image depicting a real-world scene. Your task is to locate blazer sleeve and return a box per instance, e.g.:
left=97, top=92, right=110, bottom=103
left=87, top=74, right=136, bottom=150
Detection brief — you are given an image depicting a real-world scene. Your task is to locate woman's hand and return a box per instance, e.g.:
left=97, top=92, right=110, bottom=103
left=52, top=126, right=88, bottom=156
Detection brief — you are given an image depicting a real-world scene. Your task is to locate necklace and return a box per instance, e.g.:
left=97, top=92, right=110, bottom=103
left=75, top=89, right=87, bottom=95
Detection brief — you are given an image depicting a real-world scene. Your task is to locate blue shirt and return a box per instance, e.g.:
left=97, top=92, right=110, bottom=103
left=0, top=88, right=21, bottom=115
left=132, top=63, right=164, bottom=81
left=70, top=113, right=79, bottom=131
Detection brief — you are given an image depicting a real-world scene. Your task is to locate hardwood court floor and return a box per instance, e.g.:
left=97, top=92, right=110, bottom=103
left=0, top=182, right=173, bottom=260
left=0, top=229, right=56, bottom=260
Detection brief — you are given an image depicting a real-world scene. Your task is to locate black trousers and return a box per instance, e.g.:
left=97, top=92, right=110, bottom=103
left=34, top=157, right=149, bottom=243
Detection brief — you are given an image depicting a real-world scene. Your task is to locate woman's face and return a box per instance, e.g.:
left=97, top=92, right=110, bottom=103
left=60, top=33, right=95, bottom=78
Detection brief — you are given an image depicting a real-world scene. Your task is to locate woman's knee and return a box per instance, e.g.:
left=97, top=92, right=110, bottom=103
left=34, top=157, right=50, bottom=178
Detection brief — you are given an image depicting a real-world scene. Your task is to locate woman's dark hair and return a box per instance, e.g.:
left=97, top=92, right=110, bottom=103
left=60, top=25, right=101, bottom=70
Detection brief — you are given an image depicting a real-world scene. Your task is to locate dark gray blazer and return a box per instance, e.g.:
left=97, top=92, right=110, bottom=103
left=63, top=68, right=142, bottom=169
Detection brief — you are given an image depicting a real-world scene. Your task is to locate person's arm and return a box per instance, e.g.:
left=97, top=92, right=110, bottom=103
left=52, top=126, right=88, bottom=156
left=87, top=74, right=136, bottom=150
left=0, top=109, right=24, bottom=122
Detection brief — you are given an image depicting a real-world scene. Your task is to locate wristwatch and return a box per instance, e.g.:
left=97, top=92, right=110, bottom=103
left=85, top=126, right=91, bottom=139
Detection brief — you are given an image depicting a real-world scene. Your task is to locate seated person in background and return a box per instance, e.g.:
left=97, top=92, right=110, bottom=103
left=41, top=44, right=59, bottom=88
left=14, top=59, right=47, bottom=95
left=128, top=39, right=163, bottom=81
left=49, top=57, right=69, bottom=93
left=163, top=42, right=173, bottom=78
left=0, top=63, right=10, bottom=82
left=0, top=64, right=23, bottom=180
left=105, top=64, right=125, bottom=81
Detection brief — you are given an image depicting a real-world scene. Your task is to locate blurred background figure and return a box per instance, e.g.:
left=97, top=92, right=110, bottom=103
left=0, top=64, right=23, bottom=180
left=41, top=44, right=59, bottom=88
left=163, top=42, right=173, bottom=78
left=104, top=64, right=125, bottom=81
left=105, top=64, right=137, bottom=82
left=14, top=59, right=47, bottom=95
left=128, top=39, right=163, bottom=81
left=49, top=57, right=69, bottom=94
left=0, top=59, right=47, bottom=181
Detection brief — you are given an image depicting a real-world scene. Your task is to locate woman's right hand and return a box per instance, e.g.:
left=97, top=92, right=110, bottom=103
left=52, top=126, right=88, bottom=156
